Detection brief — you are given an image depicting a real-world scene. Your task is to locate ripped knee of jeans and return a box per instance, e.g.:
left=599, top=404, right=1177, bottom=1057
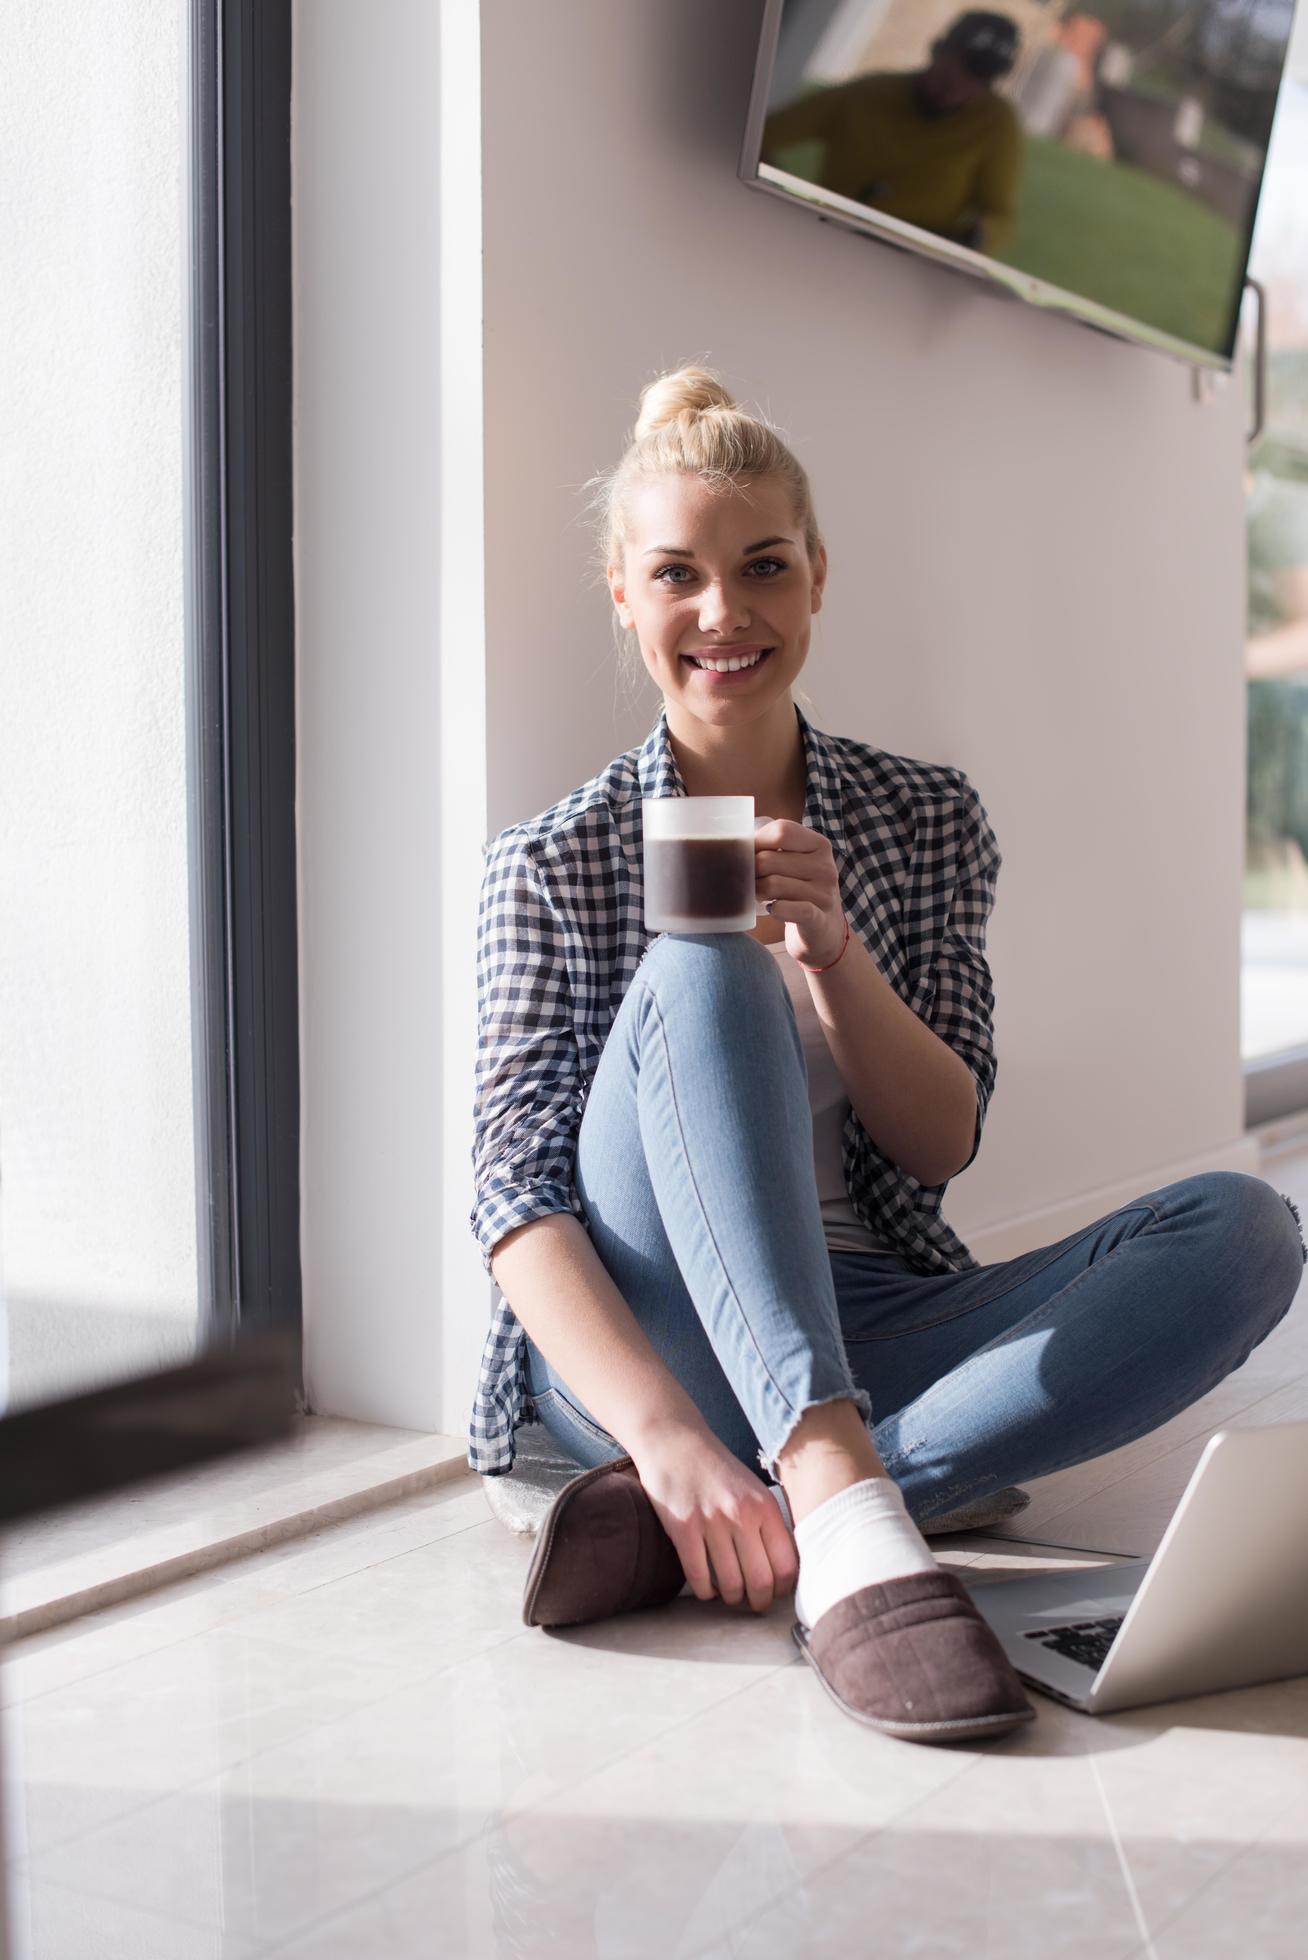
left=1280, top=1190, right=1307, bottom=1267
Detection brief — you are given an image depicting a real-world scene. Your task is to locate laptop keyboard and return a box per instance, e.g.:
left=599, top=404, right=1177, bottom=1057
left=1022, top=1615, right=1124, bottom=1671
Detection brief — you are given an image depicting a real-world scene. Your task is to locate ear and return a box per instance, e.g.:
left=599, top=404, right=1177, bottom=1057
left=810, top=540, right=828, bottom=616
left=607, top=560, right=633, bottom=631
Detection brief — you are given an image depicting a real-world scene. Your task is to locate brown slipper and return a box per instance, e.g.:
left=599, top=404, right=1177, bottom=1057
left=522, top=1454, right=686, bottom=1629
left=792, top=1569, right=1036, bottom=1744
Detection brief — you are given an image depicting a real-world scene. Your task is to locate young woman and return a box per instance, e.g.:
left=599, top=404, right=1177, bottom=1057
left=470, top=366, right=1305, bottom=1743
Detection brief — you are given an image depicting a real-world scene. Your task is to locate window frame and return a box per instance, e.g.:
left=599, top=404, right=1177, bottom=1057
left=1240, top=286, right=1308, bottom=1132
left=184, top=0, right=302, bottom=1366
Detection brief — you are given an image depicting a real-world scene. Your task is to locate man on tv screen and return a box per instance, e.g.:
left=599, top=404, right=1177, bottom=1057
left=762, top=10, right=1025, bottom=256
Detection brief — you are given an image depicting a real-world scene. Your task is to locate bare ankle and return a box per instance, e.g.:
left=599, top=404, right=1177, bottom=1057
left=777, top=1397, right=887, bottom=1527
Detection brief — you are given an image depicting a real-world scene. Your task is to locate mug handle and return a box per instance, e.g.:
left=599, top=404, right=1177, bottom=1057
left=754, top=815, right=771, bottom=917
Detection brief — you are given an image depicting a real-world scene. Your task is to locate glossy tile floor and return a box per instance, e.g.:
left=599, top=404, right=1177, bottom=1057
left=5, top=1148, right=1308, bottom=1958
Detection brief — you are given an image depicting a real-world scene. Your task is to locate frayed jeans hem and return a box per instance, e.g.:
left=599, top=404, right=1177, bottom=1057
left=756, top=1384, right=876, bottom=1484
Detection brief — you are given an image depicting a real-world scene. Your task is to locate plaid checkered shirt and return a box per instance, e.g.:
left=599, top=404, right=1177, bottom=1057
left=468, top=702, right=1002, bottom=1475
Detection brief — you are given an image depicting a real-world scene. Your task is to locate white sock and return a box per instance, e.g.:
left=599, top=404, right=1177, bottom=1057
left=792, top=1475, right=937, bottom=1631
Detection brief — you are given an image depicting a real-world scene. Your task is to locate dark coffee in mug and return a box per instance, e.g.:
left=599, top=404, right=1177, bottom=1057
left=645, top=836, right=754, bottom=925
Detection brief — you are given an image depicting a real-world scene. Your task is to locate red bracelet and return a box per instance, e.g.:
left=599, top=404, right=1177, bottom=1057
left=796, top=913, right=851, bottom=973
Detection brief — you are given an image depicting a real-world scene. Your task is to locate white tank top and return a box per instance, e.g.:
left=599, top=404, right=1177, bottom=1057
left=764, top=939, right=898, bottom=1258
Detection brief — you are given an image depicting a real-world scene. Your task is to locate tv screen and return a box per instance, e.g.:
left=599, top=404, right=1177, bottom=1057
left=740, top=0, right=1300, bottom=369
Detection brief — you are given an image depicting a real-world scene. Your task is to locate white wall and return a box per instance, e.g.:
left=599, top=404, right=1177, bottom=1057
left=294, top=0, right=487, bottom=1429
left=295, top=0, right=1256, bottom=1438
left=0, top=0, right=196, bottom=1409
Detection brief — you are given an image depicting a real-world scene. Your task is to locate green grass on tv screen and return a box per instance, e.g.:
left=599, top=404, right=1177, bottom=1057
left=997, top=137, right=1244, bottom=355
left=769, top=132, right=1246, bottom=355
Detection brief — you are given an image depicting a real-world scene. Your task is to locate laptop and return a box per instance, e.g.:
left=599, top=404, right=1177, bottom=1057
left=964, top=1421, right=1308, bottom=1715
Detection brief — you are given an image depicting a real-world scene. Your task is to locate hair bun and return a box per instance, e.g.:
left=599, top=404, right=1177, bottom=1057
left=633, top=364, right=737, bottom=443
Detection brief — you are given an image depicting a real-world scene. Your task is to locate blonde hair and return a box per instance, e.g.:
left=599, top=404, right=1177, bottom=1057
left=582, top=362, right=821, bottom=714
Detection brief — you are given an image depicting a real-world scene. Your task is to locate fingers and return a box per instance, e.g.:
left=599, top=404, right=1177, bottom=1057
left=645, top=1472, right=800, bottom=1616
left=671, top=1526, right=718, bottom=1605
left=709, top=1500, right=800, bottom=1615
left=761, top=1506, right=800, bottom=1599
left=758, top=820, right=828, bottom=854
left=735, top=1532, right=780, bottom=1615
left=705, top=1525, right=753, bottom=1611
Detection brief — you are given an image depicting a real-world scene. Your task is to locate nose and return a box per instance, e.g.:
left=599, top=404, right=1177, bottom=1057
left=698, top=580, right=751, bottom=636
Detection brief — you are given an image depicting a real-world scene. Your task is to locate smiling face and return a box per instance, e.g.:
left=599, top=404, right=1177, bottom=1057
left=607, top=473, right=826, bottom=734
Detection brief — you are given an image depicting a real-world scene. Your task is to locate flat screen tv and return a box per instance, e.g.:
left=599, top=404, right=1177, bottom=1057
left=740, top=0, right=1300, bottom=370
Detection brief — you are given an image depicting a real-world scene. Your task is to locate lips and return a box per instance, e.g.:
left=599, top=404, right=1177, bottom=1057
left=681, top=648, right=773, bottom=675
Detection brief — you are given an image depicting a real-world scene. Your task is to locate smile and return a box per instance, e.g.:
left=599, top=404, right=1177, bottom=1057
left=681, top=647, right=773, bottom=676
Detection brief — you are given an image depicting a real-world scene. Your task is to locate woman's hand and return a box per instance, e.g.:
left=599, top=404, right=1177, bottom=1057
left=755, top=819, right=846, bottom=968
left=628, top=1417, right=798, bottom=1613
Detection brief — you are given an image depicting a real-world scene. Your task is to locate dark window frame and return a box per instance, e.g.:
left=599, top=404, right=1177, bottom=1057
left=184, top=0, right=302, bottom=1375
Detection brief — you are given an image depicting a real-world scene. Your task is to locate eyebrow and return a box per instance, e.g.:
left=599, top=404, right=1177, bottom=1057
left=643, top=536, right=793, bottom=558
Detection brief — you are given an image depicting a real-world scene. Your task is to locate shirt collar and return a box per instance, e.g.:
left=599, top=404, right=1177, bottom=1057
left=633, top=700, right=850, bottom=868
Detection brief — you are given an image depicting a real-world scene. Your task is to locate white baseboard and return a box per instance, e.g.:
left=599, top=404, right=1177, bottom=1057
left=965, top=1133, right=1263, bottom=1268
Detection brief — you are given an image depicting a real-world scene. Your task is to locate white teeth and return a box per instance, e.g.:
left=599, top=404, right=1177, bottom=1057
left=692, top=650, right=765, bottom=672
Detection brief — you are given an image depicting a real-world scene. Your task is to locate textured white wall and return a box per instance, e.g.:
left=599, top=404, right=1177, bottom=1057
left=0, top=0, right=196, bottom=1406
left=295, top=0, right=1256, bottom=1438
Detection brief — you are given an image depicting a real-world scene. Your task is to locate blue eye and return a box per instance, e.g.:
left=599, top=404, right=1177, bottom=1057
left=654, top=556, right=788, bottom=585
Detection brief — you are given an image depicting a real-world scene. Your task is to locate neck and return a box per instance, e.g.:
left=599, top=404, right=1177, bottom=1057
left=912, top=74, right=953, bottom=117
left=665, top=694, right=808, bottom=818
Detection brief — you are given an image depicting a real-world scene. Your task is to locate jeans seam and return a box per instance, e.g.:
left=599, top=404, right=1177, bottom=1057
left=639, top=981, right=810, bottom=1434
left=876, top=1210, right=1166, bottom=1479
left=844, top=1202, right=1162, bottom=1346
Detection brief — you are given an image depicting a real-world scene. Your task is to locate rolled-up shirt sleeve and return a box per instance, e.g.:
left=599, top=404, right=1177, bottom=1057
left=469, top=831, right=588, bottom=1275
left=928, top=777, right=1002, bottom=1175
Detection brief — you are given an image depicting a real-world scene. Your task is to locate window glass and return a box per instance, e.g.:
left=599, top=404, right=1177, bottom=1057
left=1243, top=35, right=1308, bottom=1063
left=0, top=3, right=196, bottom=1408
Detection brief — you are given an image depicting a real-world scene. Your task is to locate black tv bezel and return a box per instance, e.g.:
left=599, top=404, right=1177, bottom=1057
left=739, top=0, right=1287, bottom=374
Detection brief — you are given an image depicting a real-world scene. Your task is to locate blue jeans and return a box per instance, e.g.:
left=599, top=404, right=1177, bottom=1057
left=522, top=933, right=1305, bottom=1521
